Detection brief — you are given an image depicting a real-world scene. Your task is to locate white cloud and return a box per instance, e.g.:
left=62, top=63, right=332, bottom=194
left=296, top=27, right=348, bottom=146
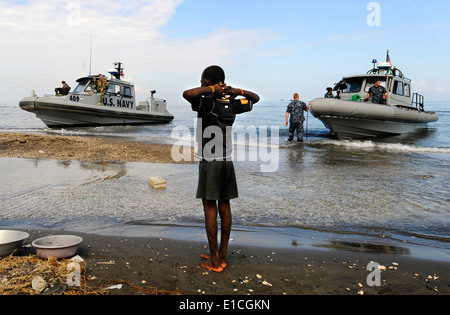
left=0, top=0, right=282, bottom=104
left=410, top=78, right=450, bottom=101
left=411, top=80, right=427, bottom=92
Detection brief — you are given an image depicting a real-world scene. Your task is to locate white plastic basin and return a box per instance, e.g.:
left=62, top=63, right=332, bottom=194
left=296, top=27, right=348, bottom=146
left=32, top=235, right=83, bottom=259
left=0, top=230, right=30, bottom=257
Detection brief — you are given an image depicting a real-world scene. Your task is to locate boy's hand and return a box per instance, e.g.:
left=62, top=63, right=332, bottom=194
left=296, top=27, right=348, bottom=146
left=222, top=86, right=242, bottom=99
left=211, top=82, right=227, bottom=98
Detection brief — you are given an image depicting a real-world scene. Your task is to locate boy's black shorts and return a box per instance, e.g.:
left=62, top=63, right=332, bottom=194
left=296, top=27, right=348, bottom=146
left=196, top=160, right=238, bottom=201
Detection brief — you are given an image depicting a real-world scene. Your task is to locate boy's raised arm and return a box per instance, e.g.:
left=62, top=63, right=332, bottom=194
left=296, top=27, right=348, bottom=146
left=224, top=87, right=260, bottom=104
left=183, top=84, right=260, bottom=109
left=183, top=83, right=225, bottom=107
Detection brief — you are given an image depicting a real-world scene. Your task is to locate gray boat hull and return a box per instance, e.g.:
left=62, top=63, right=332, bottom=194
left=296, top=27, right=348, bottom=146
left=310, top=98, right=439, bottom=139
left=20, top=96, right=174, bottom=128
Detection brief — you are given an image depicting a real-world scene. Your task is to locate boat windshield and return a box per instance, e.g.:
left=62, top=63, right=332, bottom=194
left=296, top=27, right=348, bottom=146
left=339, top=77, right=387, bottom=93
left=364, top=77, right=386, bottom=92
left=341, top=78, right=364, bottom=93
left=73, top=82, right=87, bottom=94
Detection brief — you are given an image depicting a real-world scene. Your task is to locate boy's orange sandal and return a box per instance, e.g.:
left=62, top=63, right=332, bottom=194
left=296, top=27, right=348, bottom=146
left=201, top=254, right=227, bottom=268
left=200, top=261, right=224, bottom=273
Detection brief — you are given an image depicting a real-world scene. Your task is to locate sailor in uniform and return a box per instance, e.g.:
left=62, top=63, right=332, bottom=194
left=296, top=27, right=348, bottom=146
left=365, top=80, right=387, bottom=104
left=285, top=93, right=309, bottom=142
left=98, top=75, right=109, bottom=105
left=324, top=87, right=334, bottom=98
left=91, top=75, right=109, bottom=105
left=55, top=81, right=71, bottom=95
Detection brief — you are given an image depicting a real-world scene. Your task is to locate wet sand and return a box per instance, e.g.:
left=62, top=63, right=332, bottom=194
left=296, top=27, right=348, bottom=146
left=1, top=132, right=449, bottom=297
left=0, top=132, right=193, bottom=164
left=6, top=228, right=449, bottom=297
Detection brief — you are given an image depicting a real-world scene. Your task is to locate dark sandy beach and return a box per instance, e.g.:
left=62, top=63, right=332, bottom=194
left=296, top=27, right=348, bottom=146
left=1, top=132, right=449, bottom=298
left=2, top=228, right=448, bottom=297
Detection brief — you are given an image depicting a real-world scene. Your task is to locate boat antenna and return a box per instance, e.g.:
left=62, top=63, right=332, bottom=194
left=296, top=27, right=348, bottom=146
left=112, top=62, right=123, bottom=80
left=89, top=33, right=93, bottom=76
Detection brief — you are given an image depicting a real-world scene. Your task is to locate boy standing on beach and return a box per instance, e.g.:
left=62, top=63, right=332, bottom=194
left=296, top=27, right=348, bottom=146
left=183, top=66, right=260, bottom=272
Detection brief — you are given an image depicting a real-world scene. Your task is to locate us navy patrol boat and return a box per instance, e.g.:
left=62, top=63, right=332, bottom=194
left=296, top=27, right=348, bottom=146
left=19, top=62, right=174, bottom=127
left=310, top=52, right=439, bottom=139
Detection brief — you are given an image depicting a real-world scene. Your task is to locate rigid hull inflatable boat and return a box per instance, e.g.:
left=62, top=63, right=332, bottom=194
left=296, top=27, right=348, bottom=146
left=310, top=55, right=439, bottom=139
left=20, top=62, right=174, bottom=128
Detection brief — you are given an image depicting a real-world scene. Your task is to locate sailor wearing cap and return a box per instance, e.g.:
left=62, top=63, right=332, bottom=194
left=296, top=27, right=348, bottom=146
left=324, top=87, right=334, bottom=98
left=365, top=80, right=387, bottom=104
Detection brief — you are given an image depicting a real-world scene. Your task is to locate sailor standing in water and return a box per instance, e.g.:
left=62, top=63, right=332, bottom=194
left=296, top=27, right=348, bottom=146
left=285, top=93, right=309, bottom=142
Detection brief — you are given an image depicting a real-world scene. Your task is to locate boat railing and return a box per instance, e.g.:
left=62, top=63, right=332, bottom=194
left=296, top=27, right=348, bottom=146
left=412, top=93, right=425, bottom=111
left=152, top=97, right=166, bottom=103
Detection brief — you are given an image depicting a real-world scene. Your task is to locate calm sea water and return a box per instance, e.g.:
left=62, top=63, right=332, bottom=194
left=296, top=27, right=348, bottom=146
left=0, top=100, right=449, bottom=259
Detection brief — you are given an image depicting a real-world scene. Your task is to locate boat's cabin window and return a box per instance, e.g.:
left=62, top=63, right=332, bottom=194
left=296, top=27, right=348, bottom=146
left=393, top=80, right=404, bottom=95
left=342, top=78, right=363, bottom=93
left=123, top=86, right=132, bottom=98
left=107, top=84, right=121, bottom=95
left=364, top=77, right=386, bottom=92
left=404, top=83, right=410, bottom=97
left=107, top=84, right=114, bottom=94
left=73, top=82, right=87, bottom=94
left=84, top=81, right=95, bottom=93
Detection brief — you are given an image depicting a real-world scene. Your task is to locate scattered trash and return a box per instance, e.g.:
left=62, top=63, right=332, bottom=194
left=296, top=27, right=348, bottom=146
left=31, top=276, right=47, bottom=292
left=105, top=284, right=122, bottom=290
left=0, top=254, right=105, bottom=295
left=70, top=255, right=84, bottom=263
left=41, top=282, right=66, bottom=295
left=148, top=177, right=167, bottom=190
left=96, top=260, right=115, bottom=265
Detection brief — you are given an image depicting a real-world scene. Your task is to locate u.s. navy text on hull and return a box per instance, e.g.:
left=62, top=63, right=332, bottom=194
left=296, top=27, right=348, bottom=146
left=101, top=97, right=134, bottom=108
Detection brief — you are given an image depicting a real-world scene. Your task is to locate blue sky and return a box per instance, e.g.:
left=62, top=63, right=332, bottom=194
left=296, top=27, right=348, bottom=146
left=1, top=0, right=449, bottom=105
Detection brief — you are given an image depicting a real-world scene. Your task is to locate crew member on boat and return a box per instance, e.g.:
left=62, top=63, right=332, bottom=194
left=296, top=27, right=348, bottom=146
left=365, top=80, right=387, bottom=104
left=55, top=81, right=71, bottom=95
left=91, top=75, right=109, bottom=105
left=324, top=87, right=334, bottom=98
left=98, top=76, right=109, bottom=106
